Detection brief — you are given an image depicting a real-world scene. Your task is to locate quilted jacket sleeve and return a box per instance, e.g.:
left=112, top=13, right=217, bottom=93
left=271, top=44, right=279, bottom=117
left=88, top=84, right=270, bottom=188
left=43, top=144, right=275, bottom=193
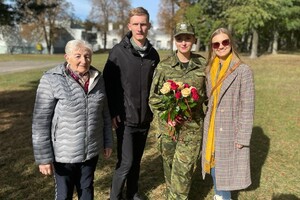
left=32, top=74, right=56, bottom=165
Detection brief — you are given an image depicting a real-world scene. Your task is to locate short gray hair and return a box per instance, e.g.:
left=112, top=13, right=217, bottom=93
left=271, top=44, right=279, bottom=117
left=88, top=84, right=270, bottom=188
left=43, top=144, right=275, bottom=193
left=65, top=39, right=93, bottom=55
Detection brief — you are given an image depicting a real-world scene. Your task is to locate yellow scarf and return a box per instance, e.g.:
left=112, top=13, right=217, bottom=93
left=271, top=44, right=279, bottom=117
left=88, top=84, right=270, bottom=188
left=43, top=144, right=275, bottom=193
left=204, top=53, right=232, bottom=174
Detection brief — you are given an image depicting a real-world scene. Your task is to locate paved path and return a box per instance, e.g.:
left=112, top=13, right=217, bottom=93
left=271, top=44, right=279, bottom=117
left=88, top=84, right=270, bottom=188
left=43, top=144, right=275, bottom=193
left=0, top=61, right=59, bottom=74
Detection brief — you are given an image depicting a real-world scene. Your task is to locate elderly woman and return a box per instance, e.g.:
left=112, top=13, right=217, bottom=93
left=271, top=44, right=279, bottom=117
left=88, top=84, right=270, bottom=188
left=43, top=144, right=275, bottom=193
left=32, top=39, right=112, bottom=200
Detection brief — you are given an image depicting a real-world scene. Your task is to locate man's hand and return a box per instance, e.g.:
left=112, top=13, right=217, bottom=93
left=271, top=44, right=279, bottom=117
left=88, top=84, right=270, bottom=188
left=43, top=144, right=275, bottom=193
left=104, top=148, right=112, bottom=159
left=112, top=115, right=121, bottom=130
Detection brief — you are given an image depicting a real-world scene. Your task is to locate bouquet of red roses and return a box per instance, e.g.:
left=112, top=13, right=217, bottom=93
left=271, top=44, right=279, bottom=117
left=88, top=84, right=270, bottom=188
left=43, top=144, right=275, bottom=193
left=159, top=80, right=200, bottom=140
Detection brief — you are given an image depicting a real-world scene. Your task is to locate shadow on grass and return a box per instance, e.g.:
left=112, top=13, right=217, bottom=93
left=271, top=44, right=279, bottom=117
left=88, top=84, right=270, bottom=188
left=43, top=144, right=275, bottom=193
left=0, top=81, right=271, bottom=200
left=189, top=163, right=213, bottom=200
left=136, top=134, right=165, bottom=200
left=140, top=155, right=165, bottom=200
left=0, top=80, right=118, bottom=199
left=140, top=133, right=213, bottom=200
left=271, top=194, right=300, bottom=200
left=93, top=154, right=116, bottom=199
left=232, top=126, right=270, bottom=199
left=0, top=81, right=57, bottom=199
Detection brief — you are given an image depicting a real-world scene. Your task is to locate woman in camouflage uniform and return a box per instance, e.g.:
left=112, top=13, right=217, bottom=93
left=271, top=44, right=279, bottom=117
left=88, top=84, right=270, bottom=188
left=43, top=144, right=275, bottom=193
left=149, top=22, right=206, bottom=200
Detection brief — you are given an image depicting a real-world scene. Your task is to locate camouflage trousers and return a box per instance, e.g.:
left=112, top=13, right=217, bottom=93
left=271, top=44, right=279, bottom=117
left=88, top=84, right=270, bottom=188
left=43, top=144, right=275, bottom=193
left=158, top=127, right=202, bottom=200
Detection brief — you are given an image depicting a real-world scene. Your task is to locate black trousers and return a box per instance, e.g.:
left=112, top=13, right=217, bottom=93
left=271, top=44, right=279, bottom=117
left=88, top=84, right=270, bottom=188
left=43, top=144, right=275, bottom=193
left=110, top=124, right=149, bottom=200
left=115, top=122, right=125, bottom=169
left=53, top=155, right=98, bottom=200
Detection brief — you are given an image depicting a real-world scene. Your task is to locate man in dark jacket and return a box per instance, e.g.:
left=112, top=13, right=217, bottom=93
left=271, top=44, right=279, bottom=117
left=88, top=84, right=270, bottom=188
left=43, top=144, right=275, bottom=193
left=103, top=7, right=160, bottom=200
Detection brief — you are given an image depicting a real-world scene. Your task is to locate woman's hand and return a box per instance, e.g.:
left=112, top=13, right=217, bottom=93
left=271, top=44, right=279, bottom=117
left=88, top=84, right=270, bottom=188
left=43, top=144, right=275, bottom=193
left=39, top=163, right=53, bottom=176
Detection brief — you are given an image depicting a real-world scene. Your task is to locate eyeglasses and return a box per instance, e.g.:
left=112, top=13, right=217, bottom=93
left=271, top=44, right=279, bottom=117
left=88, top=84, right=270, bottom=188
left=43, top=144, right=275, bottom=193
left=212, top=39, right=230, bottom=49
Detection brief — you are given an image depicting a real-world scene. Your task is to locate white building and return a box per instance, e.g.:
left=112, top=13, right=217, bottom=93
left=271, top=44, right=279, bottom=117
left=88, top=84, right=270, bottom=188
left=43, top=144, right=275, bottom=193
left=0, top=22, right=172, bottom=54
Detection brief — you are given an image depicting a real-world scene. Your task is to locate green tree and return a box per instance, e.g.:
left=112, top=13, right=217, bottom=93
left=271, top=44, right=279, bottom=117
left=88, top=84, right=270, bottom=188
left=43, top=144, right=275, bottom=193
left=195, top=0, right=300, bottom=54
left=283, top=0, right=300, bottom=49
left=226, top=0, right=279, bottom=58
left=185, top=3, right=206, bottom=51
left=257, top=0, right=300, bottom=54
left=186, top=0, right=233, bottom=51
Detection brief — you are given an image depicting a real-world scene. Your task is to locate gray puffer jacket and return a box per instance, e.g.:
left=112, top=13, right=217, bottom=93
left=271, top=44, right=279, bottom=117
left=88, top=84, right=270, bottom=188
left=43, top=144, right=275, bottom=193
left=32, top=63, right=112, bottom=164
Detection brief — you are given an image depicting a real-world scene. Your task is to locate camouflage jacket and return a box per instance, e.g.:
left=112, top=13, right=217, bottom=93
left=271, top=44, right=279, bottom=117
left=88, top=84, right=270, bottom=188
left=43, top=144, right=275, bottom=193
left=149, top=52, right=207, bottom=135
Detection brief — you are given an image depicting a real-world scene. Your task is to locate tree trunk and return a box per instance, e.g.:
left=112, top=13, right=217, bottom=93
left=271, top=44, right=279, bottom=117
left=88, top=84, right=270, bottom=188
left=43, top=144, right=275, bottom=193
left=170, top=34, right=174, bottom=53
left=267, top=41, right=272, bottom=53
left=170, top=0, right=175, bottom=53
left=205, top=45, right=209, bottom=52
left=291, top=31, right=297, bottom=49
left=250, top=29, right=258, bottom=58
left=42, top=25, right=51, bottom=54
left=103, top=31, right=107, bottom=50
left=195, top=36, right=200, bottom=52
left=272, top=30, right=279, bottom=54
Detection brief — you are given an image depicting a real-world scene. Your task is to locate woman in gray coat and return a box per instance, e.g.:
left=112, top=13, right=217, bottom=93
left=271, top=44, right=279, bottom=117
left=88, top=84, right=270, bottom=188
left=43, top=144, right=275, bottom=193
left=201, top=28, right=255, bottom=200
left=32, top=39, right=113, bottom=200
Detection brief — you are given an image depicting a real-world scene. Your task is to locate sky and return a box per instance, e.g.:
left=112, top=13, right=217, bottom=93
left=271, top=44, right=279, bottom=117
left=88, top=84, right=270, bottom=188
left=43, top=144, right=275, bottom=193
left=67, top=0, right=160, bottom=27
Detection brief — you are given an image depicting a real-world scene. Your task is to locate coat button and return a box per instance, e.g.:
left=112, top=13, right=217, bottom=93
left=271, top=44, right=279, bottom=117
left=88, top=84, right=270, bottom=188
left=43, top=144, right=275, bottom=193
left=220, top=128, right=223, bottom=131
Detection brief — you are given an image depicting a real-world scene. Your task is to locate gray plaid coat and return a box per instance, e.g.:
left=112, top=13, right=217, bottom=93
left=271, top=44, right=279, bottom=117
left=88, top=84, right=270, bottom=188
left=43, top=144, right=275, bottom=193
left=201, top=61, right=255, bottom=190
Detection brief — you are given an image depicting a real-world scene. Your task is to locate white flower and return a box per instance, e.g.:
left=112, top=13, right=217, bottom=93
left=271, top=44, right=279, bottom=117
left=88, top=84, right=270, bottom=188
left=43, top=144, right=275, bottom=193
left=160, top=82, right=171, bottom=94
left=176, top=81, right=184, bottom=90
left=181, top=88, right=191, bottom=97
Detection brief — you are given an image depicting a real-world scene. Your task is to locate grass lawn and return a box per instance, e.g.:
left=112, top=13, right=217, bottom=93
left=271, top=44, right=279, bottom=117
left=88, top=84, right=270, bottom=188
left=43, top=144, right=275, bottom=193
left=0, top=52, right=299, bottom=200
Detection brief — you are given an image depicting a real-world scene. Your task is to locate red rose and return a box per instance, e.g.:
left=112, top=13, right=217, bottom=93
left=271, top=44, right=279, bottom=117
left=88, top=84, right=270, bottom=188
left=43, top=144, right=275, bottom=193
left=191, top=87, right=197, bottom=94
left=192, top=92, right=199, bottom=101
left=170, top=82, right=179, bottom=90
left=167, top=80, right=174, bottom=84
left=184, top=83, right=190, bottom=88
left=175, top=91, right=181, bottom=99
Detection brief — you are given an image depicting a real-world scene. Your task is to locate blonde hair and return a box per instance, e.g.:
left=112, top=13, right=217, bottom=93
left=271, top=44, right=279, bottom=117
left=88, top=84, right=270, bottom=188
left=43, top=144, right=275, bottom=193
left=206, top=28, right=240, bottom=73
left=65, top=39, right=93, bottom=55
left=128, top=7, right=150, bottom=22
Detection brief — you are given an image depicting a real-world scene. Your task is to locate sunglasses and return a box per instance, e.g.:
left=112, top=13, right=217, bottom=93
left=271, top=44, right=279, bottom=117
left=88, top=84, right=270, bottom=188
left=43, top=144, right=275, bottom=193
left=212, top=39, right=230, bottom=49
